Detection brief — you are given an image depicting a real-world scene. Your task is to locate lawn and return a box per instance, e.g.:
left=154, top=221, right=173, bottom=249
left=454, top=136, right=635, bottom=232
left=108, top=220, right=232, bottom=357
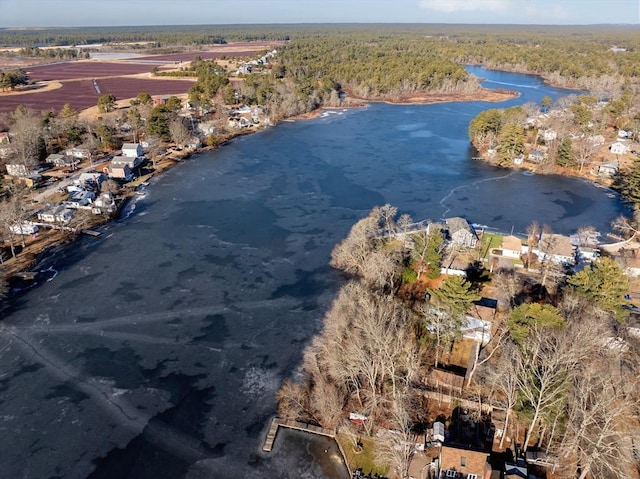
left=477, top=232, right=503, bottom=259
left=336, top=432, right=389, bottom=477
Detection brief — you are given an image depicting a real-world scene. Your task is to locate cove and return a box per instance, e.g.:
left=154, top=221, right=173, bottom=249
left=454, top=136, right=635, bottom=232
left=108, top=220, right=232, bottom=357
left=0, top=67, right=629, bottom=479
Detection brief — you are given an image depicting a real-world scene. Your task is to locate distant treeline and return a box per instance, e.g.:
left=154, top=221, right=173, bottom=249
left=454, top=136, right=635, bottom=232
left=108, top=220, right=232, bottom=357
left=0, top=25, right=292, bottom=47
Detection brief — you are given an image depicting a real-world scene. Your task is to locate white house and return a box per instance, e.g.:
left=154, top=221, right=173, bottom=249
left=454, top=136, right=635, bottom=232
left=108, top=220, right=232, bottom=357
left=111, top=155, right=144, bottom=170
left=462, top=316, right=492, bottom=345
left=610, top=141, right=629, bottom=155
left=10, top=222, right=39, bottom=235
left=37, top=205, right=74, bottom=224
left=542, top=129, right=557, bottom=142
left=121, top=143, right=144, bottom=158
left=92, top=192, right=116, bottom=214
left=500, top=235, right=525, bottom=259
left=536, top=233, right=575, bottom=265
left=618, top=129, right=633, bottom=139
left=65, top=147, right=91, bottom=159
left=77, top=172, right=106, bottom=189
left=598, top=160, right=619, bottom=176
left=63, top=190, right=95, bottom=208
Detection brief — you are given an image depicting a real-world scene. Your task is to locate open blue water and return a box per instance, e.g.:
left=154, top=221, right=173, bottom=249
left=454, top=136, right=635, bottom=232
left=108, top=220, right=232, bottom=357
left=0, top=67, right=628, bottom=479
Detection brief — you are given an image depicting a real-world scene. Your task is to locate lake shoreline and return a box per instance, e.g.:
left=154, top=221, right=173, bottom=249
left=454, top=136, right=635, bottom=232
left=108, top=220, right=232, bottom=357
left=0, top=82, right=578, bottom=305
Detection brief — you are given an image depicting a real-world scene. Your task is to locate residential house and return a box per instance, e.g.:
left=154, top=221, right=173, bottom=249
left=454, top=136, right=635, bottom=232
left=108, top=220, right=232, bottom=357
left=111, top=155, right=144, bottom=170
left=5, top=163, right=34, bottom=177
left=542, top=129, right=557, bottom=142
left=107, top=162, right=133, bottom=181
left=610, top=141, right=629, bottom=155
left=614, top=248, right=640, bottom=278
left=46, top=153, right=80, bottom=169
left=65, top=147, right=91, bottom=160
left=463, top=298, right=497, bottom=345
left=186, top=137, right=201, bottom=150
left=537, top=233, right=575, bottom=265
left=198, top=121, right=217, bottom=135
left=598, top=160, right=619, bottom=177
left=9, top=222, right=39, bottom=235
left=0, top=132, right=10, bottom=144
left=92, top=192, right=116, bottom=214
left=500, top=235, right=525, bottom=259
left=63, top=190, right=95, bottom=209
left=121, top=143, right=144, bottom=158
left=461, top=316, right=492, bottom=345
left=512, top=154, right=524, bottom=165
left=439, top=445, right=491, bottom=479
left=153, top=95, right=172, bottom=105
left=527, top=149, right=545, bottom=163
left=446, top=217, right=479, bottom=248
left=236, top=64, right=252, bottom=75
left=77, top=172, right=106, bottom=190
left=37, top=205, right=74, bottom=224
left=618, top=129, right=633, bottom=139
left=504, top=459, right=528, bottom=479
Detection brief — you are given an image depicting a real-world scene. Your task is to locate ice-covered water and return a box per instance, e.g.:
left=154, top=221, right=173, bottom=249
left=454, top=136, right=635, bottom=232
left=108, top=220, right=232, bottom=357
left=0, top=67, right=629, bottom=479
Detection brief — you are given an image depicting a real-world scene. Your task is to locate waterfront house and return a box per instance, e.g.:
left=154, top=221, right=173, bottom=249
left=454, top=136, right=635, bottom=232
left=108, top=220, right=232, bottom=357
left=37, top=205, right=74, bottom=224
left=537, top=233, right=575, bottom=265
left=107, top=162, right=133, bottom=181
left=610, top=141, right=629, bottom=155
left=92, top=192, right=116, bottom=214
left=598, top=160, right=619, bottom=177
left=438, top=445, right=491, bottom=479
left=500, top=235, right=525, bottom=259
left=77, top=172, right=106, bottom=189
left=121, top=143, right=144, bottom=159
left=446, top=217, right=479, bottom=248
left=63, top=190, right=95, bottom=208
left=513, top=154, right=524, bottom=165
left=527, top=149, right=545, bottom=163
left=111, top=155, right=144, bottom=170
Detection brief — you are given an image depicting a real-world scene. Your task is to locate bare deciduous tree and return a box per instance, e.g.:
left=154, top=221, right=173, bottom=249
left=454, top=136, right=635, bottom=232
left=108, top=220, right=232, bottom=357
left=557, top=361, right=640, bottom=479
left=374, top=398, right=416, bottom=479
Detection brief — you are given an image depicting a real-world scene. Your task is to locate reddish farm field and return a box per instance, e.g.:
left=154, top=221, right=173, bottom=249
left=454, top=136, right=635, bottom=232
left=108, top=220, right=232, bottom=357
left=132, top=50, right=259, bottom=62
left=0, top=42, right=284, bottom=116
left=0, top=77, right=195, bottom=115
left=26, top=61, right=155, bottom=81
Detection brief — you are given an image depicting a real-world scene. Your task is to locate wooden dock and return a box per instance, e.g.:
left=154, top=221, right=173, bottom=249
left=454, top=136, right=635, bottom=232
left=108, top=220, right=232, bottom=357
left=82, top=229, right=102, bottom=237
left=262, top=417, right=336, bottom=452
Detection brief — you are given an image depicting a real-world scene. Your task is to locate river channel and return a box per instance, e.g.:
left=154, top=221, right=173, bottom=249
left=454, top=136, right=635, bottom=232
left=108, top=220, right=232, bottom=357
left=0, top=67, right=629, bottom=479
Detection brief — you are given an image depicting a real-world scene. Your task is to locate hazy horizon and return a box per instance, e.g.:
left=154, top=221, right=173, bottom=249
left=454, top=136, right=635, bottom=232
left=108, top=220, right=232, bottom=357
left=3, top=0, right=639, bottom=28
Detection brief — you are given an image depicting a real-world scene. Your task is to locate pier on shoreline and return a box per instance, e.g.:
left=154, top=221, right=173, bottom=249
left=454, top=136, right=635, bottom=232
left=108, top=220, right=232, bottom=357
left=262, top=417, right=336, bottom=452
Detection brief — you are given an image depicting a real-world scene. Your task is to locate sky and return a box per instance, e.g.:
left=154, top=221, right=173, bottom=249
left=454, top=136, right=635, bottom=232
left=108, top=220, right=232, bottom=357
left=2, top=0, right=639, bottom=28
